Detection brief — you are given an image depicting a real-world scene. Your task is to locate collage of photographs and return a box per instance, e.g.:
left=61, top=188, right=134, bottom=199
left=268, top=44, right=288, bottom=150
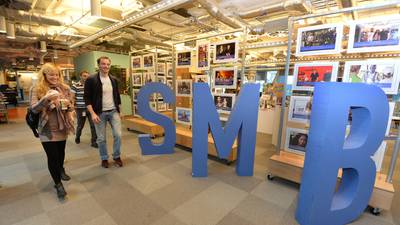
left=286, top=16, right=398, bottom=161
left=174, top=39, right=240, bottom=125
left=130, top=52, right=173, bottom=117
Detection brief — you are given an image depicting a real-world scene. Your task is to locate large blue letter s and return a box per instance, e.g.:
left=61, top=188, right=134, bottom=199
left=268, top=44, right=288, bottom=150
left=137, top=83, right=176, bottom=155
left=296, top=83, right=389, bottom=225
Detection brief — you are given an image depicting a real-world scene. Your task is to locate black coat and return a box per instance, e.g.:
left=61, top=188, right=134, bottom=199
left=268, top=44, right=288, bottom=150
left=84, top=72, right=121, bottom=114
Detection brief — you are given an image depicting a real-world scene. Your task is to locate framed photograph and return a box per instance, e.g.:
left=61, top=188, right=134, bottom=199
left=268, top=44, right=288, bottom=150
left=342, top=60, right=400, bottom=94
left=157, top=63, right=166, bottom=74
left=196, top=41, right=210, bottom=70
left=176, top=51, right=192, bottom=68
left=288, top=96, right=312, bottom=124
left=143, top=73, right=155, bottom=84
left=176, top=79, right=192, bottom=97
left=213, top=67, right=237, bottom=89
left=284, top=128, right=309, bottom=155
left=150, top=102, right=157, bottom=111
left=347, top=16, right=400, bottom=53
left=194, top=75, right=209, bottom=84
left=132, top=73, right=142, bottom=87
left=293, top=62, right=339, bottom=91
left=166, top=79, right=173, bottom=89
left=296, top=24, right=343, bottom=56
left=213, top=40, right=239, bottom=63
left=143, top=54, right=155, bottom=68
left=131, top=56, right=142, bottom=69
left=176, top=107, right=192, bottom=125
left=133, top=89, right=140, bottom=102
left=158, top=103, right=167, bottom=111
left=166, top=63, right=173, bottom=77
left=157, top=76, right=166, bottom=84
left=213, top=93, right=236, bottom=114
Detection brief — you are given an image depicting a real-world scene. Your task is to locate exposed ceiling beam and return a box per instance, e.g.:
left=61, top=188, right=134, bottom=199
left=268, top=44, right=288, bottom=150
left=69, top=0, right=193, bottom=49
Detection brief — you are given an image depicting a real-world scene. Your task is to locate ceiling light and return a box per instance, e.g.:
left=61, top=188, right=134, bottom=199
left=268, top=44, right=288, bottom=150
left=6, top=22, right=15, bottom=39
left=0, top=16, right=6, bottom=33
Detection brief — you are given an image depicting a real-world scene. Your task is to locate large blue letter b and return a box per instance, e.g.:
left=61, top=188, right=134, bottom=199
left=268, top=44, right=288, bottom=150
left=296, top=83, right=389, bottom=225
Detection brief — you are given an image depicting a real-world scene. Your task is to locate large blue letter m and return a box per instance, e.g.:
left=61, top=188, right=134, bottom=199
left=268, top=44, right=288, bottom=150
left=192, top=83, right=260, bottom=177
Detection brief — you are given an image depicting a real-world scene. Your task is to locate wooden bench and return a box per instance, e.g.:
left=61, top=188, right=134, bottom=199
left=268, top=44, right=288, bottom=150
left=125, top=117, right=165, bottom=137
left=175, top=126, right=237, bottom=163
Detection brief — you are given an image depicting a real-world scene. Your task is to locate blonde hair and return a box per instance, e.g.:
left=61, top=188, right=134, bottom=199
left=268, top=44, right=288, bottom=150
left=35, top=63, right=68, bottom=99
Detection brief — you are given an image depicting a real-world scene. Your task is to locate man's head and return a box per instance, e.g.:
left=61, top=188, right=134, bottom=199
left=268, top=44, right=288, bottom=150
left=97, top=56, right=111, bottom=75
left=80, top=70, right=89, bottom=82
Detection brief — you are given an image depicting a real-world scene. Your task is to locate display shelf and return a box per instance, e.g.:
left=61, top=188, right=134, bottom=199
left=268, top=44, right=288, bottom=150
left=175, top=125, right=237, bottom=163
left=268, top=151, right=394, bottom=211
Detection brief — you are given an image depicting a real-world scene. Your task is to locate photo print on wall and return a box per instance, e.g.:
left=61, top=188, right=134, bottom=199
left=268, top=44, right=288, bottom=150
left=296, top=24, right=343, bottom=56
left=347, top=16, right=400, bottom=53
left=176, top=79, right=192, bottom=97
left=166, top=63, right=173, bottom=77
left=196, top=41, right=210, bottom=70
left=293, top=62, right=339, bottom=91
left=213, top=67, right=237, bottom=89
left=194, top=75, right=209, bottom=84
left=157, top=63, right=166, bottom=74
left=342, top=60, right=400, bottom=94
left=213, top=40, right=239, bottom=63
left=176, top=51, right=192, bottom=68
left=176, top=107, right=192, bottom=125
left=132, top=73, right=142, bottom=87
left=131, top=56, right=142, bottom=69
left=285, top=127, right=309, bottom=155
left=143, top=54, right=155, bottom=68
left=288, top=96, right=312, bottom=124
left=213, top=93, right=236, bottom=114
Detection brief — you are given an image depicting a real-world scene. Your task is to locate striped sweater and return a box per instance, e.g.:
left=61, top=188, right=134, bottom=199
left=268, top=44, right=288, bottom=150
left=71, top=81, right=86, bottom=109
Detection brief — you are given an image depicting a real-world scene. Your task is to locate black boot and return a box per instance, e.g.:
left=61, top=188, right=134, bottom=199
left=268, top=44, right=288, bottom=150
left=54, top=183, right=67, bottom=200
left=61, top=170, right=71, bottom=181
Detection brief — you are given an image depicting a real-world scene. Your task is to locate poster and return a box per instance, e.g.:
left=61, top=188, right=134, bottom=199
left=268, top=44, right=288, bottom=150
left=285, top=128, right=309, bottom=155
left=213, top=67, right=237, bottom=89
left=213, top=93, right=236, bottom=114
left=213, top=40, right=239, bottom=63
left=196, top=41, right=210, bottom=70
left=132, top=73, right=142, bottom=87
left=194, top=75, right=209, bottom=84
left=143, top=54, right=154, bottom=68
left=288, top=96, right=312, bottom=124
left=176, top=51, right=192, bottom=68
left=296, top=24, right=343, bottom=56
left=176, top=107, right=192, bottom=125
left=342, top=60, right=400, bottom=94
left=347, top=16, right=400, bottom=53
left=293, top=62, right=339, bottom=91
left=176, top=79, right=192, bottom=97
left=131, top=56, right=142, bottom=69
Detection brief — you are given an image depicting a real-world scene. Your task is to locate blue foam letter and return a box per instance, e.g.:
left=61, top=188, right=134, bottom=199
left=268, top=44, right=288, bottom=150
left=137, top=82, right=176, bottom=155
left=296, top=83, right=389, bottom=225
left=192, top=83, right=260, bottom=177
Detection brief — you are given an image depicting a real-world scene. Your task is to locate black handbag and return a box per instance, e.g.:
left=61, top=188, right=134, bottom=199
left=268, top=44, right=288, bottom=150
left=26, top=108, right=39, bottom=138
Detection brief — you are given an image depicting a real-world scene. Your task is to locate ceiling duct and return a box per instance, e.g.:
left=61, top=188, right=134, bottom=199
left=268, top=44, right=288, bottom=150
left=124, top=30, right=171, bottom=48
left=69, top=0, right=192, bottom=49
left=238, top=0, right=311, bottom=19
left=0, top=7, right=64, bottom=26
left=152, top=15, right=185, bottom=27
left=0, top=16, right=5, bottom=33
left=197, top=0, right=243, bottom=29
left=91, top=0, right=102, bottom=18
left=6, top=21, right=15, bottom=39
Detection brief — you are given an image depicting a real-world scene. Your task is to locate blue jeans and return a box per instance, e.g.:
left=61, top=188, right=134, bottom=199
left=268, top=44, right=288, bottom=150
left=94, top=110, right=121, bottom=160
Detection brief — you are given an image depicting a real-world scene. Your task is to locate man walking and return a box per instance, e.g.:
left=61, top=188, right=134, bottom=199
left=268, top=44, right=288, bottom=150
left=72, top=71, right=98, bottom=148
left=84, top=56, right=123, bottom=168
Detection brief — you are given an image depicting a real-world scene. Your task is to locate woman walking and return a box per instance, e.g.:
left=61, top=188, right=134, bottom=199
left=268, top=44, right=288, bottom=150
left=29, top=63, right=75, bottom=200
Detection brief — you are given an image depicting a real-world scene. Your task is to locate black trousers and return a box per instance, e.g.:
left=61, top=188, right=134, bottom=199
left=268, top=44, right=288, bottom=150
left=75, top=108, right=97, bottom=144
left=41, top=141, right=66, bottom=184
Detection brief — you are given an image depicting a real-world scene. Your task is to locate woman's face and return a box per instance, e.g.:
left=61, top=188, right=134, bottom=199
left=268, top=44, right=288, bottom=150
left=45, top=71, right=60, bottom=85
left=298, top=135, right=307, bottom=147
